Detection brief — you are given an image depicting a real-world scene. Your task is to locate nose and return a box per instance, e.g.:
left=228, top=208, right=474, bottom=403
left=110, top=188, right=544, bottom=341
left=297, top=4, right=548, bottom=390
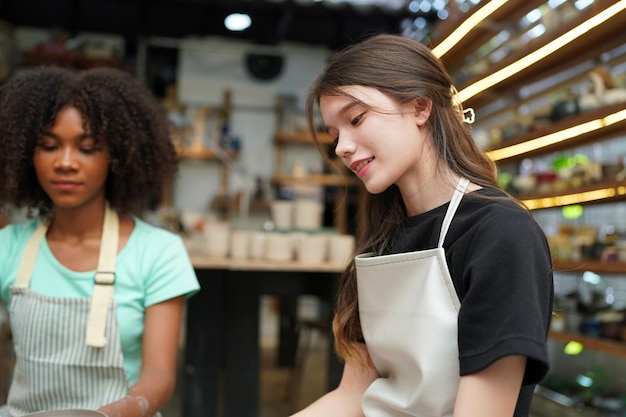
left=55, top=147, right=79, bottom=171
left=334, top=132, right=356, bottom=159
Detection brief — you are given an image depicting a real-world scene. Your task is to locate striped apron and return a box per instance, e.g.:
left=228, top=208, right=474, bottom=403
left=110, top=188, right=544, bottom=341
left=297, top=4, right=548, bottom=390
left=355, top=178, right=469, bottom=417
left=1, top=204, right=130, bottom=416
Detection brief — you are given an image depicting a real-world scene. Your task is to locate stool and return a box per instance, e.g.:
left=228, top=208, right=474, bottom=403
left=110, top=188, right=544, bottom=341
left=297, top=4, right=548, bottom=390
left=284, top=319, right=330, bottom=414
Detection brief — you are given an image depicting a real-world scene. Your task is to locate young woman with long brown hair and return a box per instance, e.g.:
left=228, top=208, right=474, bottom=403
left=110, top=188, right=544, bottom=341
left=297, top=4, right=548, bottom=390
left=293, top=34, right=553, bottom=417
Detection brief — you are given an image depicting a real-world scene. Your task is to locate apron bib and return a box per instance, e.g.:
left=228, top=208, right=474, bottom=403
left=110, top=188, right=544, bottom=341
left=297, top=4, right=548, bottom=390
left=2, top=204, right=130, bottom=417
left=355, top=178, right=469, bottom=417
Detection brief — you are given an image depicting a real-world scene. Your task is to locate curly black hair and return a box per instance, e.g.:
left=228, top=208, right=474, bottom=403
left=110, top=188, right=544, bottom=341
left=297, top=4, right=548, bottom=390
left=0, top=65, right=178, bottom=216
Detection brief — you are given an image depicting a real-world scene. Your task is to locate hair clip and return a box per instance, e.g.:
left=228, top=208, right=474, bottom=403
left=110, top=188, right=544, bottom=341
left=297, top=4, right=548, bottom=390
left=450, top=85, right=475, bottom=125
left=463, top=108, right=475, bottom=124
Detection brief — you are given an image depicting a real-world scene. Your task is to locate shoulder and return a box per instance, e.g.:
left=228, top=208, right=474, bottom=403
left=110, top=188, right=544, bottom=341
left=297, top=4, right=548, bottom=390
left=0, top=219, right=42, bottom=289
left=447, top=188, right=551, bottom=271
left=457, top=188, right=543, bottom=235
left=125, top=218, right=199, bottom=303
left=124, top=217, right=193, bottom=271
left=0, top=219, right=41, bottom=251
left=130, top=217, right=185, bottom=248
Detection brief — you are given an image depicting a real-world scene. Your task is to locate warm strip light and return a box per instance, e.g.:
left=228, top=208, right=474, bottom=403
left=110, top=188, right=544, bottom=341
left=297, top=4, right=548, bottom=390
left=486, top=109, right=626, bottom=161
left=458, top=1, right=626, bottom=103
left=523, top=188, right=618, bottom=210
left=432, top=0, right=508, bottom=58
left=604, top=108, right=626, bottom=125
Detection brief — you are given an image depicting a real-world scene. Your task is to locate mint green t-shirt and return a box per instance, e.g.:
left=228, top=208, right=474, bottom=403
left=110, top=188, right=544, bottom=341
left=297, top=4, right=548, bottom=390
left=0, top=217, right=200, bottom=385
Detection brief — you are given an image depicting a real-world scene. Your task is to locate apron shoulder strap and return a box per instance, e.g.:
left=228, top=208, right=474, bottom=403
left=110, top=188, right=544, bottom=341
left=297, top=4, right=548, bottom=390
left=86, top=202, right=119, bottom=348
left=15, top=220, right=50, bottom=287
left=438, top=177, right=470, bottom=248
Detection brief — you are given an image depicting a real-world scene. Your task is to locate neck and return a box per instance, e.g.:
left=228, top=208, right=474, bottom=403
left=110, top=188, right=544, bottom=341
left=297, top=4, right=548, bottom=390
left=48, top=201, right=107, bottom=241
left=400, top=168, right=462, bottom=217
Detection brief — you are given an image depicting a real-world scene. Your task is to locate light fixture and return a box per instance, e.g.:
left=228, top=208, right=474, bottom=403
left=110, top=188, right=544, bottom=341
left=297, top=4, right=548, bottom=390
left=224, top=13, right=252, bottom=32
left=432, top=0, right=508, bottom=58
left=522, top=186, right=626, bottom=210
left=486, top=109, right=626, bottom=161
left=458, top=1, right=626, bottom=103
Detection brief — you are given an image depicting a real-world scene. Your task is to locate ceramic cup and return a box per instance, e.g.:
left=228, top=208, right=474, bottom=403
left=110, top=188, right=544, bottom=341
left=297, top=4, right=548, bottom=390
left=230, top=230, right=251, bottom=260
left=265, top=232, right=294, bottom=262
left=249, top=231, right=268, bottom=260
left=204, top=221, right=231, bottom=258
left=293, top=199, right=324, bottom=230
left=296, top=234, right=327, bottom=264
left=270, top=200, right=294, bottom=230
left=328, top=234, right=355, bottom=265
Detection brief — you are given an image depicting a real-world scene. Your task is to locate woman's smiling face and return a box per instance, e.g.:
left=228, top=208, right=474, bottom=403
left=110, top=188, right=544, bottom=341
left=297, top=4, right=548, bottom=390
left=320, top=86, right=432, bottom=195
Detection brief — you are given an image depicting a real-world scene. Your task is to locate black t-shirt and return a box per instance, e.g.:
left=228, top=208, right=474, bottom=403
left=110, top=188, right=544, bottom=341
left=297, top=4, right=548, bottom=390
left=386, top=187, right=554, bottom=417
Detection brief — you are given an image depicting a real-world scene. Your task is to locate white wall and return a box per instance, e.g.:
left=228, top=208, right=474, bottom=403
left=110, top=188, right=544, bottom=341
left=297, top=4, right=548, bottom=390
left=174, top=37, right=332, bottom=217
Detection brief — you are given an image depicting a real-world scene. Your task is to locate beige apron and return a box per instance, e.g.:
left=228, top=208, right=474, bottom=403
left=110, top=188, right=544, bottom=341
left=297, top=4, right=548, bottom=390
left=1, top=204, right=130, bottom=417
left=355, top=178, right=469, bottom=417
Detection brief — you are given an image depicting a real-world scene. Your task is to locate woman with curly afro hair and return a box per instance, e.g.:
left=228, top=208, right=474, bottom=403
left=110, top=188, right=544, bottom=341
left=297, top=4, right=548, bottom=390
left=0, top=66, right=199, bottom=417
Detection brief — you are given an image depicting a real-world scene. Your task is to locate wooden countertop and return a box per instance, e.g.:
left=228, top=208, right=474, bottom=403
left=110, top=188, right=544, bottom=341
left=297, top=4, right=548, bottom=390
left=189, top=255, right=347, bottom=273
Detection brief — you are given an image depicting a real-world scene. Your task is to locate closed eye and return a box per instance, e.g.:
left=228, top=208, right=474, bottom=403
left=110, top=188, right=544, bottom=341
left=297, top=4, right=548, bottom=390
left=350, top=113, right=364, bottom=126
left=79, top=148, right=97, bottom=154
left=37, top=143, right=57, bottom=152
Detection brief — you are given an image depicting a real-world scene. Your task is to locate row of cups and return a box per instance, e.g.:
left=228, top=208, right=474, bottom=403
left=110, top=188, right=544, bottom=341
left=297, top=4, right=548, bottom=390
left=203, top=223, right=355, bottom=265
left=270, top=199, right=324, bottom=230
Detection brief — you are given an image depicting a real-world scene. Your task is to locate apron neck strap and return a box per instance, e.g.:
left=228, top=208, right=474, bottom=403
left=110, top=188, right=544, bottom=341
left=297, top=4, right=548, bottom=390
left=438, top=177, right=469, bottom=248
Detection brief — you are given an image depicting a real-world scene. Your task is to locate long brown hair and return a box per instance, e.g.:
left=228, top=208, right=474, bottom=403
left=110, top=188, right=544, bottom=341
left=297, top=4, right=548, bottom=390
left=305, top=34, right=499, bottom=365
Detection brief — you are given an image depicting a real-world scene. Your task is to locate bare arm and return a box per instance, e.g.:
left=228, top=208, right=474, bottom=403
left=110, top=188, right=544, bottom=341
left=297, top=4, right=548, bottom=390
left=99, top=296, right=185, bottom=417
left=291, top=343, right=378, bottom=417
left=453, top=355, right=526, bottom=417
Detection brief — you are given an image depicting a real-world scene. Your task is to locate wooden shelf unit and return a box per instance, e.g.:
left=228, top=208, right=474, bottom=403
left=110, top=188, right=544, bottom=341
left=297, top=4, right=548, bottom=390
left=553, top=259, right=626, bottom=275
left=515, top=179, right=626, bottom=210
left=176, top=147, right=239, bottom=160
left=432, top=0, right=546, bottom=70
left=450, top=2, right=626, bottom=109
left=431, top=1, right=626, bottom=366
left=272, top=130, right=363, bottom=234
left=484, top=103, right=626, bottom=163
left=548, top=330, right=626, bottom=359
left=271, top=174, right=358, bottom=187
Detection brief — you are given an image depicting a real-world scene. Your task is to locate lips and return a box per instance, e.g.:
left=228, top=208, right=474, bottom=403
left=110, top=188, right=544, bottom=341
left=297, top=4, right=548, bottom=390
left=52, top=180, right=81, bottom=191
left=350, top=157, right=374, bottom=178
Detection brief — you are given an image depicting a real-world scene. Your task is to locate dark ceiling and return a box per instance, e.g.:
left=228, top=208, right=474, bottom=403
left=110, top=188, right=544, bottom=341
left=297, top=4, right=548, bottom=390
left=0, top=0, right=438, bottom=51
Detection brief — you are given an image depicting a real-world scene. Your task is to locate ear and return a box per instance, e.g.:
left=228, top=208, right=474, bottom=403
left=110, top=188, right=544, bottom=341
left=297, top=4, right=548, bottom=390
left=413, top=98, right=432, bottom=127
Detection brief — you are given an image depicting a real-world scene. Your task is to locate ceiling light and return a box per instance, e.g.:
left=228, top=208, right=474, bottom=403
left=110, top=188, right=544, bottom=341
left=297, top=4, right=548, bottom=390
left=224, top=13, right=252, bottom=32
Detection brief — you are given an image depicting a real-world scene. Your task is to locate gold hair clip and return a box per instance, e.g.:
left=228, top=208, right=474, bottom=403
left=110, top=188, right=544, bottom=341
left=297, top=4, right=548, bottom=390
left=450, top=85, right=476, bottom=125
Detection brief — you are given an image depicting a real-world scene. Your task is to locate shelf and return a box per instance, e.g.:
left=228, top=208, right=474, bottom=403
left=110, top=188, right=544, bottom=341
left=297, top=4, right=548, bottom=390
left=211, top=198, right=269, bottom=212
left=456, top=3, right=626, bottom=109
left=274, top=131, right=334, bottom=145
left=271, top=174, right=359, bottom=187
left=485, top=103, right=626, bottom=162
left=517, top=179, right=626, bottom=210
left=432, top=0, right=546, bottom=70
left=176, top=147, right=239, bottom=160
left=553, top=259, right=626, bottom=275
left=548, top=330, right=626, bottom=359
